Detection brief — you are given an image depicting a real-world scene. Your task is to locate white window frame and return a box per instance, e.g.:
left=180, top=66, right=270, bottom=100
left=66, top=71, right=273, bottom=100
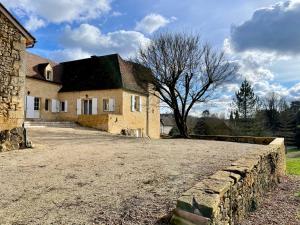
left=92, top=98, right=98, bottom=115
left=83, top=99, right=93, bottom=115
left=131, top=95, right=142, bottom=112
left=77, top=99, right=81, bottom=115
left=103, top=98, right=115, bottom=112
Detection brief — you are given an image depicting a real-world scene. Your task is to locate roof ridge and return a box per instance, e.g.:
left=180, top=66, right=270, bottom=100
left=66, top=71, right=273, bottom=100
left=60, top=53, right=120, bottom=64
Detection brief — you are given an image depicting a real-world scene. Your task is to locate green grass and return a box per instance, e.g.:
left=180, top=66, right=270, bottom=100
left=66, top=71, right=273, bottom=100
left=287, top=149, right=300, bottom=175
left=287, top=158, right=300, bottom=175
left=287, top=148, right=300, bottom=153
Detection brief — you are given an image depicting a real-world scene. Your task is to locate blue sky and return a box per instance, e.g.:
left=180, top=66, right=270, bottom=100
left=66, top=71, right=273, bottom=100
left=2, top=0, right=300, bottom=116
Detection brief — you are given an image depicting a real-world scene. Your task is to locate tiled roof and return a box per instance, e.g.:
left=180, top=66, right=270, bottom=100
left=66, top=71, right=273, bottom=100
left=59, top=54, right=153, bottom=94
left=26, top=52, right=62, bottom=84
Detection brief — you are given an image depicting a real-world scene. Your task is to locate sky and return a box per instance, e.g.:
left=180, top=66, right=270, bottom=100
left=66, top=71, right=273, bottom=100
left=2, top=0, right=300, bottom=116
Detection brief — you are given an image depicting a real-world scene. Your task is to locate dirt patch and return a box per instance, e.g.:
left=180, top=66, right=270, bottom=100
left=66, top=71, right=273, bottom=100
left=242, top=176, right=300, bottom=225
left=0, top=127, right=267, bottom=225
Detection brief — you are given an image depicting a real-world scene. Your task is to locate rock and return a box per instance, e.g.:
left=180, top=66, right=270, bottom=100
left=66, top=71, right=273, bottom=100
left=0, top=127, right=26, bottom=152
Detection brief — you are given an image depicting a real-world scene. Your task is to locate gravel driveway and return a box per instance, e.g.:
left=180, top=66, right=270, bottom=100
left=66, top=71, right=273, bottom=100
left=0, top=127, right=266, bottom=225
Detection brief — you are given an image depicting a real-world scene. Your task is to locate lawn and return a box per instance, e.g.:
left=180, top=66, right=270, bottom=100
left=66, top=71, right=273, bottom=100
left=287, top=148, right=300, bottom=175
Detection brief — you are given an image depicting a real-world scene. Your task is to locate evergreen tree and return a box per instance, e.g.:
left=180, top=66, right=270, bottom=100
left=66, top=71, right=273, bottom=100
left=233, top=79, right=258, bottom=120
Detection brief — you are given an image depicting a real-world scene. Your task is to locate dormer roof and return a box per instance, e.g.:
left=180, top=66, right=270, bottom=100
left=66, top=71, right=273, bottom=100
left=26, top=52, right=62, bottom=84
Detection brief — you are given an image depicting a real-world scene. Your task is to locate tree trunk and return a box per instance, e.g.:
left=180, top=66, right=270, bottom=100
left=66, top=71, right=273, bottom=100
left=173, top=110, right=189, bottom=138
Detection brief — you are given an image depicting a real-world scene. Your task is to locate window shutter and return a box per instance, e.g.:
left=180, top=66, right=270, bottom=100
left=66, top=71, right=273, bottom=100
left=109, top=98, right=115, bottom=112
left=139, top=96, right=142, bottom=112
left=51, top=99, right=57, bottom=112
left=92, top=98, right=98, bottom=115
left=26, top=96, right=35, bottom=118
left=56, top=100, right=60, bottom=112
left=131, top=95, right=135, bottom=112
left=77, top=99, right=81, bottom=115
left=64, top=101, right=68, bottom=112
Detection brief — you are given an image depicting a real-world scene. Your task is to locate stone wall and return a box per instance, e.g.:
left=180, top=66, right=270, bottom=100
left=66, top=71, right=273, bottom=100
left=190, top=135, right=274, bottom=145
left=171, top=138, right=286, bottom=225
left=0, top=10, right=26, bottom=131
left=78, top=114, right=109, bottom=131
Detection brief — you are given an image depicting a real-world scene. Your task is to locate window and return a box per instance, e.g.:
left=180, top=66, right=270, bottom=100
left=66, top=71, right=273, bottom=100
left=46, top=70, right=52, bottom=81
left=34, top=97, right=40, bottom=110
left=135, top=96, right=140, bottom=111
left=45, top=99, right=49, bottom=111
left=60, top=101, right=65, bottom=112
left=131, top=95, right=141, bottom=112
left=103, top=99, right=109, bottom=112
left=103, top=98, right=115, bottom=112
left=83, top=99, right=93, bottom=115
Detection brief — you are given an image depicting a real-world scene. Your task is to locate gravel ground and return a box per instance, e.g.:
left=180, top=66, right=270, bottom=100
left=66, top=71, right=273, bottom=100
left=0, top=127, right=266, bottom=225
left=242, top=176, right=300, bottom=225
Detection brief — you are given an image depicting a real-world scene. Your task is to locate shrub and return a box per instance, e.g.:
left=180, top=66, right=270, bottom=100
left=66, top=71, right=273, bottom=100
left=168, top=127, right=180, bottom=137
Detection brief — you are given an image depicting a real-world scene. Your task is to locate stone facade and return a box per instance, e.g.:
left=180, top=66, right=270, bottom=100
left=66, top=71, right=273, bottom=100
left=58, top=89, right=160, bottom=139
left=171, top=138, right=286, bottom=225
left=24, top=53, right=161, bottom=139
left=0, top=11, right=27, bottom=130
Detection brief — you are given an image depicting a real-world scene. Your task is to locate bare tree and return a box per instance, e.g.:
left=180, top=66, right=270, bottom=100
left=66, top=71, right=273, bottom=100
left=137, top=32, right=236, bottom=137
left=262, top=92, right=286, bottom=135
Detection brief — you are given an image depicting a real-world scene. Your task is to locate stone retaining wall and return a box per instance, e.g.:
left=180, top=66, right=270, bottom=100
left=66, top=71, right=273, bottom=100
left=190, top=135, right=274, bottom=145
left=171, top=138, right=286, bottom=225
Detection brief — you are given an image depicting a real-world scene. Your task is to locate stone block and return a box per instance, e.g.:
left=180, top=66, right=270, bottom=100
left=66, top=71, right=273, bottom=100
left=171, top=209, right=210, bottom=225
left=178, top=188, right=220, bottom=218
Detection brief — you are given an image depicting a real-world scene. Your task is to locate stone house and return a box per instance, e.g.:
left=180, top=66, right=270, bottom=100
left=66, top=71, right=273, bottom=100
left=25, top=53, right=160, bottom=138
left=0, top=3, right=35, bottom=131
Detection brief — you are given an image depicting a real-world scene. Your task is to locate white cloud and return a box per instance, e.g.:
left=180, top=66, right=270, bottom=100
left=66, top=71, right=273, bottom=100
left=54, top=23, right=150, bottom=60
left=215, top=36, right=300, bottom=115
left=289, top=82, right=300, bottom=100
left=2, top=0, right=111, bottom=27
left=135, top=13, right=173, bottom=34
left=25, top=16, right=46, bottom=31
left=49, top=48, right=92, bottom=62
left=230, top=0, right=300, bottom=54
left=111, top=11, right=123, bottom=17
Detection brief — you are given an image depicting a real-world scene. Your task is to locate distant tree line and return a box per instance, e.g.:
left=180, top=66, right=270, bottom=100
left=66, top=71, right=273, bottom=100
left=163, top=78, right=300, bottom=147
left=229, top=79, right=300, bottom=147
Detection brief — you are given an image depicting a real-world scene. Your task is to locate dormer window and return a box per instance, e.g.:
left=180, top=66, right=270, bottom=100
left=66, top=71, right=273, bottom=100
left=44, top=64, right=53, bottom=81
left=46, top=70, right=52, bottom=80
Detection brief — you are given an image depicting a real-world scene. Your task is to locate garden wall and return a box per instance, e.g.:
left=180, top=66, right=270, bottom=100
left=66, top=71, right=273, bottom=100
left=171, top=137, right=285, bottom=225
